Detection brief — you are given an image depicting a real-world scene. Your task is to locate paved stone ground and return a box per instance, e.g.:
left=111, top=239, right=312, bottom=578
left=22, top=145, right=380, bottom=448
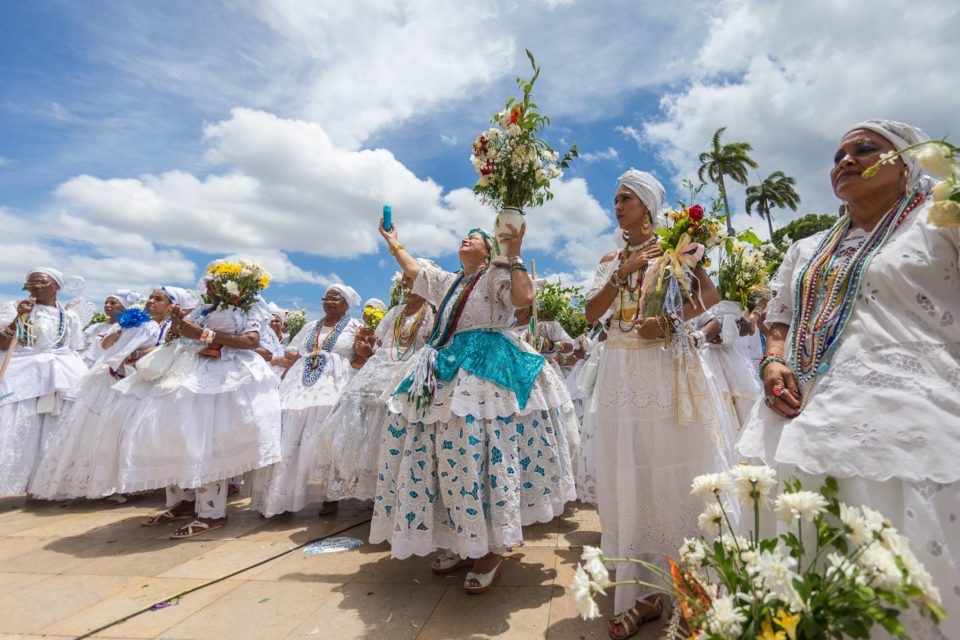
left=0, top=493, right=665, bottom=639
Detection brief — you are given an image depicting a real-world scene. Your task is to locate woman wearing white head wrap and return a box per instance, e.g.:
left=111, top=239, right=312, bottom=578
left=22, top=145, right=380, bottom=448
left=0, top=269, right=87, bottom=496
left=30, top=288, right=176, bottom=502
left=81, top=290, right=142, bottom=365
left=739, top=120, right=959, bottom=638
left=159, top=286, right=201, bottom=311
left=583, top=172, right=731, bottom=637
left=250, top=285, right=362, bottom=517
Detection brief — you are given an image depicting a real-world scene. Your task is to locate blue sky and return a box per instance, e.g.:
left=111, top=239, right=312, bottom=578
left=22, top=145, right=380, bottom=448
left=2, top=0, right=957, bottom=320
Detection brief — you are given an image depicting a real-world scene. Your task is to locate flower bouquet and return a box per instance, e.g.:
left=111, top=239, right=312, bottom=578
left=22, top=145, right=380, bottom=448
left=573, top=465, right=945, bottom=639
left=640, top=203, right=726, bottom=321
left=352, top=301, right=387, bottom=369
left=284, top=305, right=308, bottom=341
left=864, top=138, right=960, bottom=228
left=470, top=49, right=577, bottom=262
left=717, top=233, right=776, bottom=310
left=203, top=259, right=271, bottom=311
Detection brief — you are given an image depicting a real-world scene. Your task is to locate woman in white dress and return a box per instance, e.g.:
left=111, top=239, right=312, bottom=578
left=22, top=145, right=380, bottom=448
left=585, top=171, right=733, bottom=639
left=371, top=221, right=577, bottom=594
left=250, top=284, right=361, bottom=517
left=0, top=268, right=87, bottom=496
left=738, top=120, right=959, bottom=639
left=101, top=264, right=282, bottom=539
left=29, top=288, right=175, bottom=500
left=312, top=274, right=434, bottom=506
left=81, top=290, right=140, bottom=365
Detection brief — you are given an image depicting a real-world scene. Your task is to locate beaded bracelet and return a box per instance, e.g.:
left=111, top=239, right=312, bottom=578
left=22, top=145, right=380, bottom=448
left=758, top=355, right=787, bottom=377
left=609, top=270, right=626, bottom=289
left=510, top=264, right=527, bottom=272
left=389, top=243, right=405, bottom=256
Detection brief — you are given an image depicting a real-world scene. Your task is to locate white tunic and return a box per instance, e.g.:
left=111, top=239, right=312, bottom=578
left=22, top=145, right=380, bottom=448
left=0, top=303, right=86, bottom=495
left=738, top=201, right=960, bottom=638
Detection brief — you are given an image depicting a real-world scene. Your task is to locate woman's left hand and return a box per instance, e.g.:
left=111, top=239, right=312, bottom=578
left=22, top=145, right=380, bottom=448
left=500, top=223, right=526, bottom=258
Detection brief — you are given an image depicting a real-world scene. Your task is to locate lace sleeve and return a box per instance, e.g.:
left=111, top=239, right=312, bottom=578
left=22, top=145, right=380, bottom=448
left=766, top=238, right=811, bottom=327
left=412, top=263, right=457, bottom=307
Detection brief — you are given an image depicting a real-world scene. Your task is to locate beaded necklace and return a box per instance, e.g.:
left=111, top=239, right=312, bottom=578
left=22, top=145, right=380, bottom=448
left=790, top=190, right=924, bottom=383
left=301, top=315, right=350, bottom=387
left=616, top=236, right=658, bottom=330
left=391, top=304, right=427, bottom=361
left=18, top=303, right=67, bottom=348
left=424, top=267, right=486, bottom=349
left=155, top=319, right=171, bottom=346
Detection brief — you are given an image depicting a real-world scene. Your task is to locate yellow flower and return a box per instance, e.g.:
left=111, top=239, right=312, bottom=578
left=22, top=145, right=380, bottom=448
left=259, top=275, right=270, bottom=289
left=773, top=609, right=801, bottom=640
left=703, top=258, right=712, bottom=267
left=758, top=617, right=786, bottom=640
left=930, top=200, right=960, bottom=228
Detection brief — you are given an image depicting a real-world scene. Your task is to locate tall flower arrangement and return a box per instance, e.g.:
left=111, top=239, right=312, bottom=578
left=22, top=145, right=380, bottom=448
left=284, top=304, right=308, bottom=340
left=203, top=259, right=271, bottom=311
left=572, top=466, right=945, bottom=639
left=717, top=233, right=775, bottom=309
left=864, top=138, right=960, bottom=228
left=470, top=50, right=577, bottom=211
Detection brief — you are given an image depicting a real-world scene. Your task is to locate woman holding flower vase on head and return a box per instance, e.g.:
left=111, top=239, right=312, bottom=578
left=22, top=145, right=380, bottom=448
left=739, top=119, right=960, bottom=638
left=371, top=220, right=576, bottom=594
left=250, top=284, right=361, bottom=518
left=585, top=170, right=736, bottom=639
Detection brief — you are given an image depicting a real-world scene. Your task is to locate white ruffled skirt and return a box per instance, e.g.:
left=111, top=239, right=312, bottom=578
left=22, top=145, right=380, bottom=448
left=369, top=356, right=578, bottom=560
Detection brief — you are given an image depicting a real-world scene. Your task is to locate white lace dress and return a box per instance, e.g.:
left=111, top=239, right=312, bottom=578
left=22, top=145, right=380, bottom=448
left=370, top=264, right=578, bottom=560
left=590, top=258, right=737, bottom=614
left=29, top=320, right=165, bottom=499
left=694, top=300, right=762, bottom=431
left=250, top=316, right=360, bottom=516
left=573, top=335, right=603, bottom=505
left=77, top=305, right=282, bottom=494
left=81, top=321, right=115, bottom=365
left=0, top=304, right=86, bottom=495
left=311, top=304, right=434, bottom=503
left=738, top=201, right=960, bottom=639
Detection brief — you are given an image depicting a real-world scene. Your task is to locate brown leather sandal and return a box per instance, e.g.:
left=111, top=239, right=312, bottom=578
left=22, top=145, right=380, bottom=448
left=608, top=594, right=667, bottom=640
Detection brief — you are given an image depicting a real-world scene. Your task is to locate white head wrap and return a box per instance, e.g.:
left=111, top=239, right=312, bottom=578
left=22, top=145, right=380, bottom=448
left=844, top=120, right=930, bottom=188
left=27, top=267, right=86, bottom=296
left=617, top=170, right=668, bottom=229
left=267, top=301, right=285, bottom=319
left=107, top=289, right=141, bottom=309
left=326, top=284, right=361, bottom=309
left=363, top=298, right=386, bottom=310
left=160, top=286, right=201, bottom=309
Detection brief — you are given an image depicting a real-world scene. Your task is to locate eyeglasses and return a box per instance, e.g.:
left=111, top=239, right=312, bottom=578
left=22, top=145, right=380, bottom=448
left=321, top=296, right=345, bottom=303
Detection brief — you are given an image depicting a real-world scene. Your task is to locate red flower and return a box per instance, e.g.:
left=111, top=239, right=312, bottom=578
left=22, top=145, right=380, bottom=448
left=509, top=107, right=521, bottom=124
left=688, top=204, right=704, bottom=221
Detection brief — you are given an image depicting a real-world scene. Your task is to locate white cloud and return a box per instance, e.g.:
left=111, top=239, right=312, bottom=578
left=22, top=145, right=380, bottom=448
left=615, top=125, right=644, bottom=147
left=579, top=147, right=620, bottom=164
left=641, top=0, right=960, bottom=229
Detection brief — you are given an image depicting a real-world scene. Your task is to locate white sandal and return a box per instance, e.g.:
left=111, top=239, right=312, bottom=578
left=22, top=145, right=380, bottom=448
left=464, top=557, right=503, bottom=594
left=431, top=550, right=473, bottom=574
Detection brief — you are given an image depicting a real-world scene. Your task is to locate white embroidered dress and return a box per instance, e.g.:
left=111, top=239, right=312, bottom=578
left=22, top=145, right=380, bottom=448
left=590, top=258, right=737, bottom=614
left=250, top=316, right=360, bottom=516
left=29, top=319, right=166, bottom=498
left=738, top=201, right=960, bottom=639
left=82, top=305, right=282, bottom=494
left=370, top=264, right=577, bottom=560
left=311, top=303, right=434, bottom=503
left=0, top=304, right=86, bottom=495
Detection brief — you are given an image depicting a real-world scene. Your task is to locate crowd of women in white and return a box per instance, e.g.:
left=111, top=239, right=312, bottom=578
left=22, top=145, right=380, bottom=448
left=0, top=118, right=956, bottom=639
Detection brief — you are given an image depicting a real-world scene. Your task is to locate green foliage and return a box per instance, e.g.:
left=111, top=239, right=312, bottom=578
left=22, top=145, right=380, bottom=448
left=536, top=279, right=587, bottom=338
left=771, top=213, right=839, bottom=249
left=87, top=311, right=108, bottom=327
left=388, top=272, right=404, bottom=308
left=745, top=170, right=801, bottom=238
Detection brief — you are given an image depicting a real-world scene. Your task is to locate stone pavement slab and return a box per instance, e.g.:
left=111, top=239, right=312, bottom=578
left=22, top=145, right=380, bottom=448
left=0, top=494, right=666, bottom=639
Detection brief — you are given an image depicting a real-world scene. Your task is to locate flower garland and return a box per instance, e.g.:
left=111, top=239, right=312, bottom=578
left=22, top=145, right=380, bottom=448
left=301, top=315, right=350, bottom=387
left=790, top=190, right=924, bottom=384
left=391, top=304, right=427, bottom=361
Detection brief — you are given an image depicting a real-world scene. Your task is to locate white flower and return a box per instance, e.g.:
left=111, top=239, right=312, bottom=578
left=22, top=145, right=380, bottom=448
left=857, top=544, right=902, bottom=591
left=698, top=502, right=729, bottom=532
left=930, top=199, right=960, bottom=228
left=719, top=533, right=750, bottom=554
left=691, top=472, right=731, bottom=497
left=931, top=178, right=956, bottom=202
left=912, top=142, right=957, bottom=179
left=224, top=281, right=240, bottom=296
left=749, top=550, right=802, bottom=608
left=581, top=546, right=609, bottom=585
left=476, top=174, right=492, bottom=188
left=679, top=537, right=707, bottom=567
left=839, top=504, right=872, bottom=547
left=571, top=565, right=603, bottom=619
left=730, top=465, right=777, bottom=505
left=704, top=595, right=746, bottom=639
left=774, top=490, right=828, bottom=523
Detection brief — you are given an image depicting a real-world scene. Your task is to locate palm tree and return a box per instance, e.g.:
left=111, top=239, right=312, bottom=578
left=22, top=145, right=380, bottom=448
left=745, top=171, right=801, bottom=239
left=698, top=127, right=758, bottom=236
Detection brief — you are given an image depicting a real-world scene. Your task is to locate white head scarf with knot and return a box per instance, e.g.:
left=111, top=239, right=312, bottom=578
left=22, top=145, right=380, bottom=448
left=107, top=289, right=141, bottom=309
left=27, top=267, right=86, bottom=296
left=363, top=298, right=386, bottom=310
left=844, top=119, right=930, bottom=188
left=617, top=170, right=668, bottom=229
left=160, top=286, right=201, bottom=310
left=266, top=301, right=285, bottom=319
left=326, top=284, right=361, bottom=309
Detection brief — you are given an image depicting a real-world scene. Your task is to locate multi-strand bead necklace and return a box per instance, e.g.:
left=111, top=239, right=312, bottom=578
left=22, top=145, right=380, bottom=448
left=789, top=190, right=924, bottom=383
left=391, top=304, right=427, bottom=361
left=615, top=235, right=658, bottom=330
